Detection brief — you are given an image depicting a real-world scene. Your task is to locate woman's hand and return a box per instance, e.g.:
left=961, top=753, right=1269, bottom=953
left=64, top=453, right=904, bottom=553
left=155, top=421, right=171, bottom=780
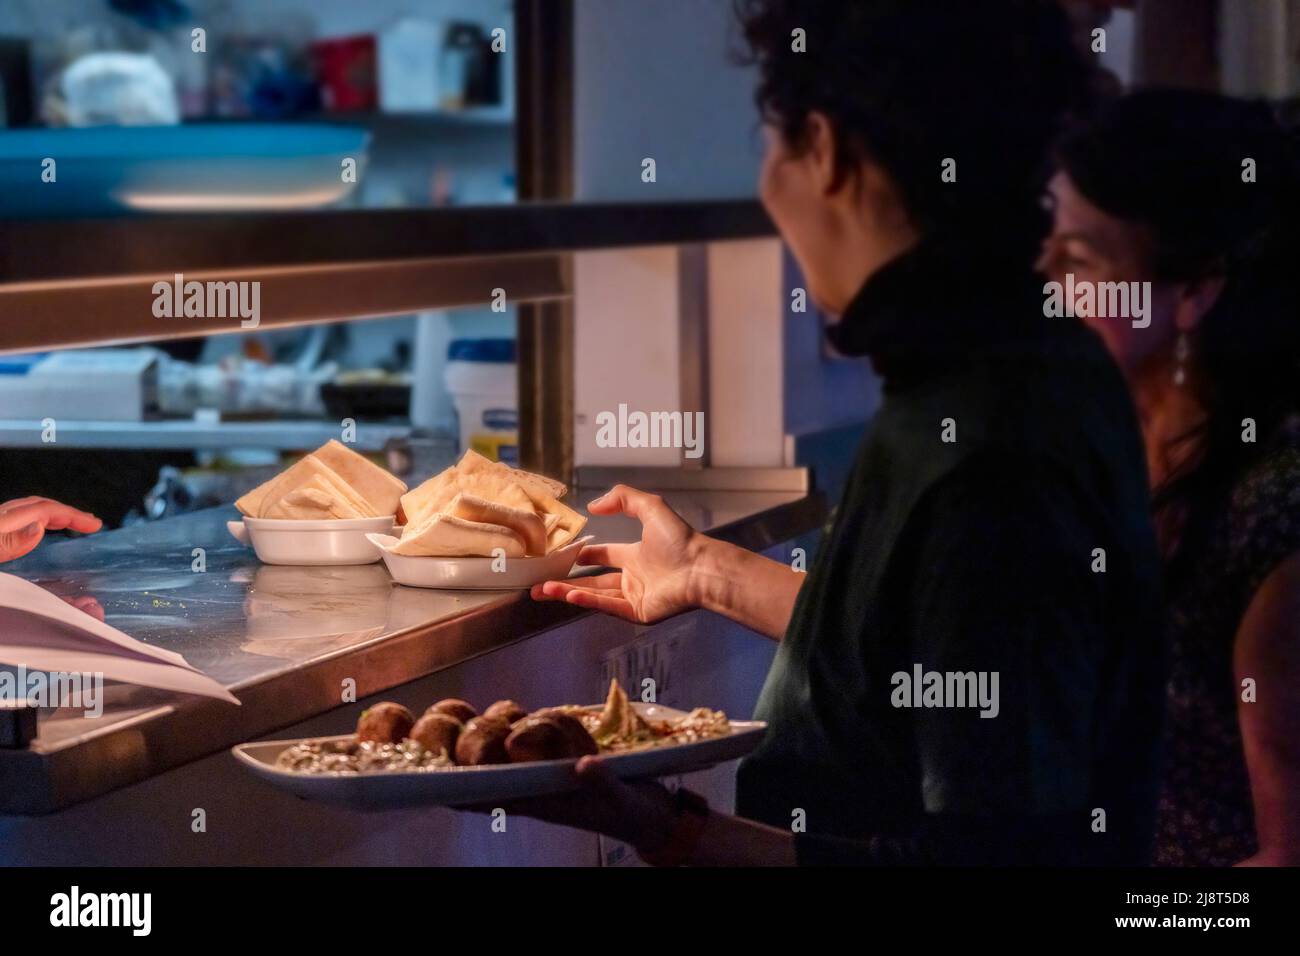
left=63, top=594, right=106, bottom=623
left=531, top=484, right=804, bottom=640
left=488, top=756, right=680, bottom=851
left=473, top=756, right=799, bottom=866
left=0, top=497, right=102, bottom=563
left=531, top=485, right=706, bottom=624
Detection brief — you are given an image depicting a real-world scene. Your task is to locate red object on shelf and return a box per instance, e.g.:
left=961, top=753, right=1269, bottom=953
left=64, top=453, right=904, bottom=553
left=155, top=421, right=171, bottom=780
left=311, top=35, right=378, bottom=112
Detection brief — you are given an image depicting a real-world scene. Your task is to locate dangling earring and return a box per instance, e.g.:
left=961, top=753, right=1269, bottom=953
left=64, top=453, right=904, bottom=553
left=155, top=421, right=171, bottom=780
left=1173, top=332, right=1190, bottom=387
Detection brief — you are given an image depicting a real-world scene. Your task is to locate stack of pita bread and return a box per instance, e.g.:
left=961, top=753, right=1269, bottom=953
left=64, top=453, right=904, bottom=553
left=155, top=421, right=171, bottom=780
left=235, top=440, right=407, bottom=520
left=391, top=450, right=586, bottom=558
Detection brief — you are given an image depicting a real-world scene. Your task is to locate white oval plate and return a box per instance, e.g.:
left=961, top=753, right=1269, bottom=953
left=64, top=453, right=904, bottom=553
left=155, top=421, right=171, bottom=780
left=365, top=534, right=594, bottom=589
left=228, top=515, right=398, bottom=566
left=232, top=702, right=766, bottom=809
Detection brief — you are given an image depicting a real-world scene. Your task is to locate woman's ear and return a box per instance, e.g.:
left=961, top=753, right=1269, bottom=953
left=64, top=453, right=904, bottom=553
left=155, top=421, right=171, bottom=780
left=1174, top=275, right=1226, bottom=332
left=803, top=111, right=840, bottom=196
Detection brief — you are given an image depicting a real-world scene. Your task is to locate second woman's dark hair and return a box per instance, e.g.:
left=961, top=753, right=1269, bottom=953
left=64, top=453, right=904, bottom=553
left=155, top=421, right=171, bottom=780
left=1058, top=90, right=1300, bottom=583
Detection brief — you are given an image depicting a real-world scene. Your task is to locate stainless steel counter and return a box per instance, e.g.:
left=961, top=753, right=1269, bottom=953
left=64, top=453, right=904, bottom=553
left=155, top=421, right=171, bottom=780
left=0, top=486, right=823, bottom=815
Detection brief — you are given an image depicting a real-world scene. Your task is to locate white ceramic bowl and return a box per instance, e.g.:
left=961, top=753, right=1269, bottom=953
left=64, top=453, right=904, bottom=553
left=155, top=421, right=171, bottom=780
left=365, top=534, right=594, bottom=589
left=228, top=516, right=398, bottom=566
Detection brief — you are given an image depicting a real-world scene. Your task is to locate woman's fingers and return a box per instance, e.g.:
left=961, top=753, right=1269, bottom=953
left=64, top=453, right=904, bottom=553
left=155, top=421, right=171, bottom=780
left=0, top=500, right=102, bottom=535
left=576, top=543, right=630, bottom=569
left=531, top=574, right=623, bottom=601
left=573, top=757, right=678, bottom=846
left=63, top=595, right=106, bottom=623
left=565, top=571, right=625, bottom=592
left=558, top=587, right=638, bottom=620
left=574, top=755, right=619, bottom=789
left=0, top=496, right=46, bottom=512
left=525, top=574, right=631, bottom=621
left=41, top=508, right=103, bottom=533
left=586, top=484, right=667, bottom=521
left=0, top=500, right=101, bottom=562
left=0, top=523, right=45, bottom=562
left=531, top=573, right=646, bottom=621
left=0, top=505, right=47, bottom=532
left=533, top=580, right=625, bottom=602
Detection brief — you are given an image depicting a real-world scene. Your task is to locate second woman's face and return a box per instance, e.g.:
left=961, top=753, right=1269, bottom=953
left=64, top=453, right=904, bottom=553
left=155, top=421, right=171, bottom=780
left=1038, top=171, right=1182, bottom=375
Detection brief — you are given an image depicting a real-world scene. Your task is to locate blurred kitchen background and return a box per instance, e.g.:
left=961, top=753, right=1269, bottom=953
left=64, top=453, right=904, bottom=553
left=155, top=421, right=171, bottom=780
left=1, top=0, right=1298, bottom=528
left=0, top=0, right=517, bottom=524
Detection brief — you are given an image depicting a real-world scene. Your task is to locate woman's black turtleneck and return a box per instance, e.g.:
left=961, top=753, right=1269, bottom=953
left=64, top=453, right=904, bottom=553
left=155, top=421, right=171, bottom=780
left=735, top=239, right=1166, bottom=865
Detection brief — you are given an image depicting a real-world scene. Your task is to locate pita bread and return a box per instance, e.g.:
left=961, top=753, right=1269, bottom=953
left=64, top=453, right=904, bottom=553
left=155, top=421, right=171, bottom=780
left=261, top=486, right=334, bottom=520
left=398, top=465, right=457, bottom=528
left=313, top=440, right=406, bottom=516
left=235, top=467, right=284, bottom=517
left=394, top=451, right=578, bottom=555
left=457, top=449, right=567, bottom=500
left=446, top=491, right=547, bottom=556
left=238, top=454, right=378, bottom=519
left=390, top=512, right=525, bottom=557
left=316, top=465, right=381, bottom=519
left=518, top=484, right=587, bottom=551
left=262, top=474, right=368, bottom=520
left=401, top=468, right=534, bottom=529
left=235, top=483, right=270, bottom=519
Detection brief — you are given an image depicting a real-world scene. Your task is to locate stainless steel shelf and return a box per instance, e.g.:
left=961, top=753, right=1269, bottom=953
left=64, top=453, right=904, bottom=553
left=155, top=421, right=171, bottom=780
left=0, top=252, right=568, bottom=356
left=0, top=419, right=412, bottom=451
left=0, top=201, right=772, bottom=356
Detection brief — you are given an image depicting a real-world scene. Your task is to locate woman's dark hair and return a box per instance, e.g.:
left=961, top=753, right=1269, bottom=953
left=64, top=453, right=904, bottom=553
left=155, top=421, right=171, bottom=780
left=1057, top=90, right=1300, bottom=583
left=734, top=0, right=1092, bottom=255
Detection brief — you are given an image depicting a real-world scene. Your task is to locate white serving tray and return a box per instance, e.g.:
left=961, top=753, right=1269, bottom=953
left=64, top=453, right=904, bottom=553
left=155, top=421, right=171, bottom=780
left=232, top=702, right=766, bottom=809
left=365, top=533, right=594, bottom=589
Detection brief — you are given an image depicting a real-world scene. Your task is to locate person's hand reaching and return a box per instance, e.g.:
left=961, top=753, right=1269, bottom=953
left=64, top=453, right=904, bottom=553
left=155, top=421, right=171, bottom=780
left=530, top=485, right=706, bottom=624
left=0, top=497, right=102, bottom=564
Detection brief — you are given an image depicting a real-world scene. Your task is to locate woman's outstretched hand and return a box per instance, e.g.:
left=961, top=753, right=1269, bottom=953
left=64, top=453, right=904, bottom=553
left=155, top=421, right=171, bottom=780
left=530, top=485, right=706, bottom=624
left=0, top=497, right=102, bottom=564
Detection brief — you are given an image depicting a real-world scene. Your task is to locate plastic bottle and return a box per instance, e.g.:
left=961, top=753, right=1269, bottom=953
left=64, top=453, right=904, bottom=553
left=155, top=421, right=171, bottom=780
left=442, top=338, right=518, bottom=465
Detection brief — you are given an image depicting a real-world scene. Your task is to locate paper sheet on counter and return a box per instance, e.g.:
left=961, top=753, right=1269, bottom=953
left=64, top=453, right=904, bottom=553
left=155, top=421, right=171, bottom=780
left=0, top=573, right=239, bottom=704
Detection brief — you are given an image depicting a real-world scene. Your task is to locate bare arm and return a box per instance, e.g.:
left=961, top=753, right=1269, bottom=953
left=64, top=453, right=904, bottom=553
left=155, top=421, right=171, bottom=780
left=688, top=534, right=805, bottom=640
left=688, top=810, right=798, bottom=865
left=1234, top=550, right=1300, bottom=867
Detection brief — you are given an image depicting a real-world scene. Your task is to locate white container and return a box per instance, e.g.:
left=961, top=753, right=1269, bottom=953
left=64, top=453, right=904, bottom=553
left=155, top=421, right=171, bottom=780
left=378, top=19, right=445, bottom=113
left=443, top=339, right=518, bottom=465
left=0, top=348, right=159, bottom=421
left=366, top=533, right=593, bottom=590
left=228, top=516, right=398, bottom=566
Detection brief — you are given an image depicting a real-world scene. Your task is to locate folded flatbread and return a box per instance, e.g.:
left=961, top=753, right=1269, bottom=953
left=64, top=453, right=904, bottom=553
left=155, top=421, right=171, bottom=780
left=390, top=512, right=525, bottom=558
left=313, top=440, right=407, bottom=516
left=401, top=468, right=535, bottom=529
left=519, top=485, right=587, bottom=552
left=457, top=449, right=567, bottom=501
left=394, top=450, right=581, bottom=556
left=261, top=473, right=368, bottom=520
left=238, top=454, right=379, bottom=519
left=445, top=491, right=547, bottom=556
